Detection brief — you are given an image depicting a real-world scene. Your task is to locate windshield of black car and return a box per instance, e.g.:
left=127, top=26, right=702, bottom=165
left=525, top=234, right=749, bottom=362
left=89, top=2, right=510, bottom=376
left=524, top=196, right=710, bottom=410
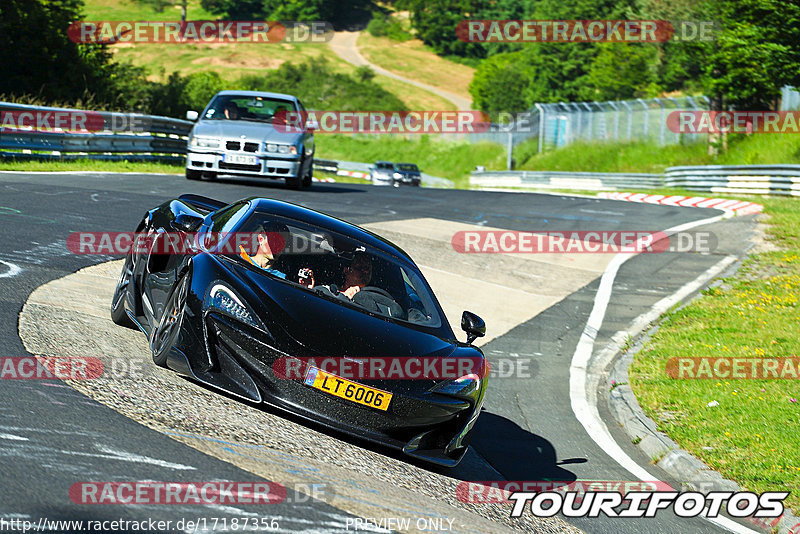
left=203, top=95, right=296, bottom=123
left=396, top=164, right=418, bottom=172
left=229, top=212, right=444, bottom=328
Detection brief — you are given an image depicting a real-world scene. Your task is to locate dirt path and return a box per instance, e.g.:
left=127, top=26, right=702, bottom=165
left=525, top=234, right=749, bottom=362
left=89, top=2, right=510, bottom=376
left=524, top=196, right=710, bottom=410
left=328, top=31, right=473, bottom=111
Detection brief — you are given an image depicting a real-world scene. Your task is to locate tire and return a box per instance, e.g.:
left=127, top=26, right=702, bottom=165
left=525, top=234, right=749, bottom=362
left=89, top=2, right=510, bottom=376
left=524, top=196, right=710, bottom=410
left=204, top=171, right=218, bottom=181
left=150, top=272, right=190, bottom=367
left=302, top=160, right=313, bottom=188
left=111, top=254, right=136, bottom=328
left=186, top=168, right=202, bottom=181
left=286, top=174, right=302, bottom=190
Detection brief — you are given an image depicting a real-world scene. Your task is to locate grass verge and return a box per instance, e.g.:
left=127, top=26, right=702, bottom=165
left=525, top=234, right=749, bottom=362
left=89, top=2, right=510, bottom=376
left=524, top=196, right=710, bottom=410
left=0, top=159, right=184, bottom=174
left=315, top=135, right=506, bottom=187
left=628, top=196, right=800, bottom=511
left=516, top=134, right=800, bottom=173
left=356, top=32, right=475, bottom=103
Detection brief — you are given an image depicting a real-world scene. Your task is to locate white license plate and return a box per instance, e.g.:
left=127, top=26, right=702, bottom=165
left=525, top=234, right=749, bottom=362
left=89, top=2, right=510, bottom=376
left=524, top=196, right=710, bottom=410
left=224, top=153, right=258, bottom=166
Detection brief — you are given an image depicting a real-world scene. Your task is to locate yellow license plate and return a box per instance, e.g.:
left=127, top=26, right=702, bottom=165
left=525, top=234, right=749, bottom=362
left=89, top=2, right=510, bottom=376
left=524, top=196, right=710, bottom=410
left=304, top=367, right=392, bottom=411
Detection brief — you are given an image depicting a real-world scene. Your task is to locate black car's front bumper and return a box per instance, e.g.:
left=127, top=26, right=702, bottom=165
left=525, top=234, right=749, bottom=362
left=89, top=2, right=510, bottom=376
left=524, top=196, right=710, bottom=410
left=178, top=311, right=486, bottom=467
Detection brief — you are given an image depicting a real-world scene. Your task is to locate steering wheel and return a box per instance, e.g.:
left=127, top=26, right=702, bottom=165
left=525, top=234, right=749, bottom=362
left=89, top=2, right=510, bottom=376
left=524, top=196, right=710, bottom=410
left=358, top=286, right=394, bottom=299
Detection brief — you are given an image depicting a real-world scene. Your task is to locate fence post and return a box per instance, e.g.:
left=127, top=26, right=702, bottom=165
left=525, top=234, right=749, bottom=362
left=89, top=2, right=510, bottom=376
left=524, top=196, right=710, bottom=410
left=507, top=131, right=513, bottom=170
left=609, top=101, right=619, bottom=141
left=534, top=103, right=545, bottom=153
left=621, top=101, right=633, bottom=140
left=667, top=97, right=680, bottom=144
left=637, top=98, right=649, bottom=139
left=570, top=103, right=580, bottom=141
left=583, top=102, right=593, bottom=141
left=657, top=99, right=666, bottom=145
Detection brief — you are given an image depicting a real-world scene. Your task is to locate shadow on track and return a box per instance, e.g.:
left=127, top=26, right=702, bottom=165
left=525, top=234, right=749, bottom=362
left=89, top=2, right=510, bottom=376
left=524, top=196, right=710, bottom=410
left=466, top=411, right=578, bottom=482
left=203, top=175, right=367, bottom=194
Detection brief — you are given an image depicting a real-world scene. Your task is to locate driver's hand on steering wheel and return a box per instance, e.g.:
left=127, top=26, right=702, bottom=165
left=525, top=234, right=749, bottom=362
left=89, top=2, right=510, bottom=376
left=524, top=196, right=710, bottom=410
left=342, top=285, right=361, bottom=299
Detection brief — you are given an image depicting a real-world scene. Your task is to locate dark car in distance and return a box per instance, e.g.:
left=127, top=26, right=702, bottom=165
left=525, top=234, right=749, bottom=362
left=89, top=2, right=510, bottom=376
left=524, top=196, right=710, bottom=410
left=111, top=195, right=487, bottom=466
left=392, top=163, right=422, bottom=186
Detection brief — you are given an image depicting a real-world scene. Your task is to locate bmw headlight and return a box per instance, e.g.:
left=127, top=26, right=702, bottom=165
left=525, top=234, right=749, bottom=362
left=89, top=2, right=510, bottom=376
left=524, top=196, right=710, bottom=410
left=265, top=143, right=298, bottom=155
left=207, top=284, right=260, bottom=329
left=189, top=136, right=220, bottom=149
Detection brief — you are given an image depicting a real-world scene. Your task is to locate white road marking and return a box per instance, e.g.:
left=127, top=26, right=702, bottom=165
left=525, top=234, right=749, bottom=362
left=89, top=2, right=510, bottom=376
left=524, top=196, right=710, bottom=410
left=569, top=210, right=761, bottom=534
left=0, top=433, right=29, bottom=441
left=579, top=208, right=625, bottom=216
left=0, top=259, right=21, bottom=278
left=60, top=444, right=197, bottom=471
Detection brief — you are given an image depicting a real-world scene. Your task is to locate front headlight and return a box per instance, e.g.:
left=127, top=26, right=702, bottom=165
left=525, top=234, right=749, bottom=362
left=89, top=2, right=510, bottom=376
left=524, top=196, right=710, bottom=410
left=393, top=172, right=403, bottom=179
left=189, top=136, right=220, bottom=149
left=431, top=373, right=482, bottom=397
left=265, top=143, right=299, bottom=155
left=207, top=284, right=260, bottom=329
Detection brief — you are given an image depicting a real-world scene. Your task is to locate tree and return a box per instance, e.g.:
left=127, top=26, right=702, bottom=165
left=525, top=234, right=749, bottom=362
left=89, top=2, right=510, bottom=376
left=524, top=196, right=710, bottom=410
left=201, top=0, right=372, bottom=27
left=200, top=0, right=262, bottom=20
left=701, top=0, right=800, bottom=111
left=468, top=52, right=529, bottom=115
left=586, top=43, right=659, bottom=100
left=131, top=0, right=189, bottom=23
left=0, top=0, right=151, bottom=109
left=402, top=0, right=490, bottom=58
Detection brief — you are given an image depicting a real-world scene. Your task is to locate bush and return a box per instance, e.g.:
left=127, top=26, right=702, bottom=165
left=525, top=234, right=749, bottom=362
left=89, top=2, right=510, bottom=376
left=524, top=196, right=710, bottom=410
left=238, top=57, right=407, bottom=111
left=367, top=14, right=413, bottom=42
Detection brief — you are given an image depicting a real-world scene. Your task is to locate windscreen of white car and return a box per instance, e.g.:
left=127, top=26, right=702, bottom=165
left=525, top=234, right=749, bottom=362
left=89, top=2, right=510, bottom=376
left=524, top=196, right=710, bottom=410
left=203, top=95, right=296, bottom=124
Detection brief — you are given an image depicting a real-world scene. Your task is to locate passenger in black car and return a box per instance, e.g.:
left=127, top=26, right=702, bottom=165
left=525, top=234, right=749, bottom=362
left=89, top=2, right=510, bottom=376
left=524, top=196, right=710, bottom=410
left=297, top=252, right=372, bottom=300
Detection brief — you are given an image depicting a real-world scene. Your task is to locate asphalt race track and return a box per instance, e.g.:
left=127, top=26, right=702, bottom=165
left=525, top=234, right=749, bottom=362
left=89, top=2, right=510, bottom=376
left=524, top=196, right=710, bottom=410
left=0, top=172, right=762, bottom=533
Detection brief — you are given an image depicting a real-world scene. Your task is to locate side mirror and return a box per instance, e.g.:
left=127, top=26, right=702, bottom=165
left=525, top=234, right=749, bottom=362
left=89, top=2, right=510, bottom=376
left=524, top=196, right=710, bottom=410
left=461, top=311, right=485, bottom=344
left=304, top=119, right=318, bottom=131
left=186, top=110, right=199, bottom=121
left=174, top=213, right=203, bottom=232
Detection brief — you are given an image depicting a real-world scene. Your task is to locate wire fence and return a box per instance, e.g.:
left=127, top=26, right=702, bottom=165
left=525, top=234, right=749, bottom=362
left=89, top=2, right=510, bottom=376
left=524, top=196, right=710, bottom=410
left=781, top=86, right=800, bottom=111
left=352, top=95, right=711, bottom=158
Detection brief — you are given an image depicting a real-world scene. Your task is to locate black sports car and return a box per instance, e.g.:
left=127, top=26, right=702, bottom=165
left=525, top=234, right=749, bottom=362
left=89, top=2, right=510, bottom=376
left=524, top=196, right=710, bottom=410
left=111, top=195, right=487, bottom=466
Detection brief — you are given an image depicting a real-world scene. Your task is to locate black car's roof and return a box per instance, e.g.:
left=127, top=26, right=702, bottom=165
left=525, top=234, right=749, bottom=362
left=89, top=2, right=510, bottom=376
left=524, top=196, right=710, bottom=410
left=241, top=197, right=414, bottom=263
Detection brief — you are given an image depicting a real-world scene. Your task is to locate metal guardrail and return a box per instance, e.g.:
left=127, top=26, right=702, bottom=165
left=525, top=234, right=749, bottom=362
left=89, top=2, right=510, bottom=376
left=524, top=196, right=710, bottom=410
left=0, top=102, right=193, bottom=161
left=472, top=166, right=800, bottom=196
left=471, top=170, right=663, bottom=190
left=665, top=165, right=800, bottom=195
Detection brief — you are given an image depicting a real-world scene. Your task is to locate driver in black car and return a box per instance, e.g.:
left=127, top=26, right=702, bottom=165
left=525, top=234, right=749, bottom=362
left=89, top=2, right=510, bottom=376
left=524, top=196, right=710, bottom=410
left=299, top=252, right=372, bottom=300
